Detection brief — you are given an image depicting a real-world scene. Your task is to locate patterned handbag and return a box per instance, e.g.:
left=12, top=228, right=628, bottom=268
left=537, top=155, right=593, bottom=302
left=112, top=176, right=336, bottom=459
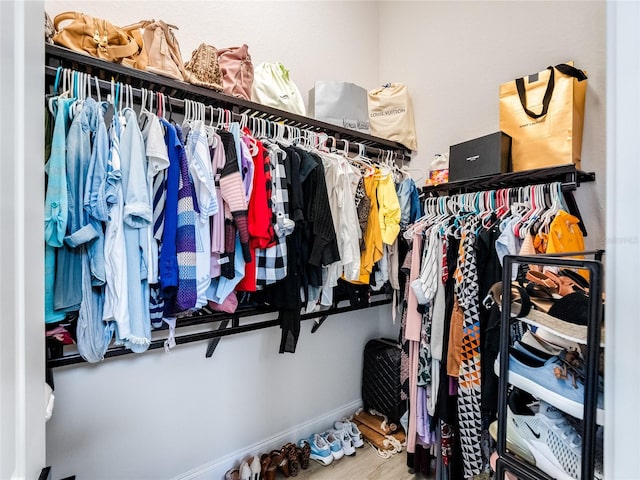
left=184, top=43, right=223, bottom=91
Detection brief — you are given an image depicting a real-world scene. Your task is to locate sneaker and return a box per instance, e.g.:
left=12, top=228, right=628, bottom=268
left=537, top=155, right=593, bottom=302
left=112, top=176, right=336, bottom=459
left=495, top=348, right=604, bottom=425
left=488, top=421, right=536, bottom=465
left=506, top=389, right=603, bottom=480
left=513, top=340, right=554, bottom=362
left=321, top=431, right=345, bottom=460
left=334, top=419, right=364, bottom=448
left=329, top=428, right=356, bottom=456
left=306, top=433, right=333, bottom=466
left=520, top=330, right=565, bottom=356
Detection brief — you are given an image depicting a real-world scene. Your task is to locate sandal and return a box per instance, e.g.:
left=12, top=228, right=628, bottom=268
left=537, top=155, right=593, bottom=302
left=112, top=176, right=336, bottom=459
left=558, top=268, right=590, bottom=293
left=297, top=440, right=311, bottom=470
left=525, top=270, right=560, bottom=292
left=270, top=449, right=290, bottom=477
left=544, top=271, right=581, bottom=297
left=261, top=453, right=276, bottom=480
left=284, top=443, right=300, bottom=477
left=224, top=468, right=240, bottom=480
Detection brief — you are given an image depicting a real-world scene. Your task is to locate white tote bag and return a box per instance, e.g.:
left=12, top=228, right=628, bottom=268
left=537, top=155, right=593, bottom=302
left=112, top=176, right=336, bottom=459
left=368, top=83, right=418, bottom=151
left=251, top=61, right=306, bottom=115
left=309, top=81, right=370, bottom=133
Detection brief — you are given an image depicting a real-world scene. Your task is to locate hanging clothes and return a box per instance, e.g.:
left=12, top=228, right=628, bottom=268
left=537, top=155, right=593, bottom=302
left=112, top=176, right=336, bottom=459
left=44, top=97, right=73, bottom=324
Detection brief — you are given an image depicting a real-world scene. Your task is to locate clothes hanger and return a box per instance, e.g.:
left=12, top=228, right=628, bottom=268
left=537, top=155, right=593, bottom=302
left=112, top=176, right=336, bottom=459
left=203, top=105, right=218, bottom=148
left=138, top=88, right=154, bottom=129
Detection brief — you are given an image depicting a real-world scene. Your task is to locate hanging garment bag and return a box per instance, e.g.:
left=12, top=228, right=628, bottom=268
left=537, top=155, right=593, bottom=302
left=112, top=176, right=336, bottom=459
left=499, top=62, right=587, bottom=171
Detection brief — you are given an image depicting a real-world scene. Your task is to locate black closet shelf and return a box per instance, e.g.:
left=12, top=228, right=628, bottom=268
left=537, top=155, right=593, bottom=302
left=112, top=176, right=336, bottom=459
left=47, top=294, right=393, bottom=368
left=420, top=164, right=595, bottom=195
left=45, top=44, right=411, bottom=157
left=420, top=164, right=595, bottom=237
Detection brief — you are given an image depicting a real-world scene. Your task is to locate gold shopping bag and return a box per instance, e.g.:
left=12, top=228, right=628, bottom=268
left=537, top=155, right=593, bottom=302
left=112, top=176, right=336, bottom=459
left=499, top=62, right=587, bottom=171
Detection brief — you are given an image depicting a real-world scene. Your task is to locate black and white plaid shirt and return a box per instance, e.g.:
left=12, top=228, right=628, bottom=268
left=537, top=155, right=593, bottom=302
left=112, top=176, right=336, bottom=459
left=256, top=144, right=292, bottom=285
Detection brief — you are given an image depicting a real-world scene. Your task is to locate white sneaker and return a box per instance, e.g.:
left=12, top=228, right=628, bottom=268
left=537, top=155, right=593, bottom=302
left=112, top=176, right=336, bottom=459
left=334, top=419, right=364, bottom=448
left=329, top=428, right=356, bottom=456
left=507, top=389, right=603, bottom=480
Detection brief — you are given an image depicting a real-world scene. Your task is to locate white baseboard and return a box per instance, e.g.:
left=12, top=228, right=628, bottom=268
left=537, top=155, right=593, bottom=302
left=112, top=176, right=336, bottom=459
left=172, top=399, right=363, bottom=480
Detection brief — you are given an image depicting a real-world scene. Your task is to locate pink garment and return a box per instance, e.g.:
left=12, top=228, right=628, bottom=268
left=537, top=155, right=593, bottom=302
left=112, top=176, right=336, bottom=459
left=407, top=338, right=420, bottom=453
left=405, top=231, right=424, bottom=342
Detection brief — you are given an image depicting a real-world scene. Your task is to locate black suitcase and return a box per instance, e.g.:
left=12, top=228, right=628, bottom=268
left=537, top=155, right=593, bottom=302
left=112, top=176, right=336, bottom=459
left=361, top=338, right=406, bottom=424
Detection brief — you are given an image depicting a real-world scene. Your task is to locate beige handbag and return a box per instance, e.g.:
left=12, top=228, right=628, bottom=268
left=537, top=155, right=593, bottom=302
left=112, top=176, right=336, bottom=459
left=500, top=62, right=587, bottom=171
left=124, top=20, right=186, bottom=81
left=368, top=83, right=418, bottom=151
left=184, top=43, right=223, bottom=91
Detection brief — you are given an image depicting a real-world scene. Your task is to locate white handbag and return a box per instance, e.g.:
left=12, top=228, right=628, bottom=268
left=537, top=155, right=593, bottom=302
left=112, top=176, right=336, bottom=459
left=251, top=61, right=306, bottom=115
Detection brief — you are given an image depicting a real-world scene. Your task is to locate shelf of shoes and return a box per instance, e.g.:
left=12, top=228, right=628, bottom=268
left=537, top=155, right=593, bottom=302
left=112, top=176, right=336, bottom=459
left=494, top=252, right=604, bottom=480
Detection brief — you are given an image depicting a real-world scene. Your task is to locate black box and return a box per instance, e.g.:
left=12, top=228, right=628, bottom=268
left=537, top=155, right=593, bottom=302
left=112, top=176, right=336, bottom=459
left=448, top=131, right=512, bottom=181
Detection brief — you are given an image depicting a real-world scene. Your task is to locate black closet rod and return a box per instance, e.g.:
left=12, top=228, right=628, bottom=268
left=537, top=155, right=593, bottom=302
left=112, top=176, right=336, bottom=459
left=421, top=164, right=595, bottom=195
left=48, top=296, right=392, bottom=368
left=45, top=65, right=404, bottom=164
left=44, top=46, right=411, bottom=160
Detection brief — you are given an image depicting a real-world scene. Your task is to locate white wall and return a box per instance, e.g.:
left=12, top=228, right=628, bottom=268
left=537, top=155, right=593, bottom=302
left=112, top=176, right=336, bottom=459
left=378, top=0, right=606, bottom=250
left=47, top=307, right=397, bottom=480
left=605, top=2, right=640, bottom=478
left=44, top=2, right=398, bottom=479
left=46, top=0, right=381, bottom=112
left=0, top=2, right=46, bottom=479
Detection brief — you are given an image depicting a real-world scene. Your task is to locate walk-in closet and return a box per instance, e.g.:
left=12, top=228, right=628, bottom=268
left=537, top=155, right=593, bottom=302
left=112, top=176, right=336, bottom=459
left=2, top=2, right=638, bottom=480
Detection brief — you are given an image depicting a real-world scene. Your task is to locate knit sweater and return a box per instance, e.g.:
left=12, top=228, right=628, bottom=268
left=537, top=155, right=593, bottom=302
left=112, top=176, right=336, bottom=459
left=218, top=131, right=251, bottom=270
left=172, top=124, right=197, bottom=314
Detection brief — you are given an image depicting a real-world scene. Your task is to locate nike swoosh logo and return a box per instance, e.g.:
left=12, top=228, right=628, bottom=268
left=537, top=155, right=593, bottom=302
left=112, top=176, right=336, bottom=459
left=525, top=423, right=541, bottom=439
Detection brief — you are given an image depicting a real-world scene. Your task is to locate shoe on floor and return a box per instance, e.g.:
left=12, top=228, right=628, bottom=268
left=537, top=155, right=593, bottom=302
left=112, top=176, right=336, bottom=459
left=321, top=431, right=345, bottom=460
left=328, top=428, right=356, bottom=456
left=305, top=433, right=333, bottom=466
left=495, top=348, right=604, bottom=425
left=334, top=419, right=364, bottom=448
left=506, top=388, right=603, bottom=480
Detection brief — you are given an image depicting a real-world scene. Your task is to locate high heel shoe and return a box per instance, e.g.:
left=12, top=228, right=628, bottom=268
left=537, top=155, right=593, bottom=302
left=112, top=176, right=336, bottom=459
left=239, top=460, right=252, bottom=480
left=261, top=453, right=276, bottom=480
left=248, top=455, right=261, bottom=480
left=297, top=440, right=311, bottom=470
left=284, top=443, right=300, bottom=477
left=224, top=467, right=240, bottom=480
left=270, top=448, right=290, bottom=477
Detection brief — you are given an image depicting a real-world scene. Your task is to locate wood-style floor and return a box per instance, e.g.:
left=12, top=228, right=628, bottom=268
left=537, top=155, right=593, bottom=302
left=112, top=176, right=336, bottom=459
left=294, top=446, right=434, bottom=480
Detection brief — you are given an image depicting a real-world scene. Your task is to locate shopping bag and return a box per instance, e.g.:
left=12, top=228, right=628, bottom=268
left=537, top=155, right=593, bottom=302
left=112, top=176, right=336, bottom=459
left=251, top=61, right=306, bottom=115
left=309, top=81, right=370, bottom=133
left=368, top=83, right=418, bottom=151
left=499, top=62, right=587, bottom=171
